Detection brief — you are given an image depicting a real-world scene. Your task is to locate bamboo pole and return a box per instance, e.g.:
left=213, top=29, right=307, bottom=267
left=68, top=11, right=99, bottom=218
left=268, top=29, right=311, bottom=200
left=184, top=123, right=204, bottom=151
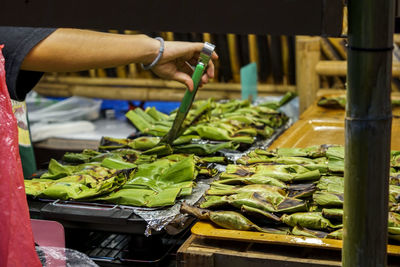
left=316, top=61, right=400, bottom=77
left=38, top=75, right=295, bottom=92
left=296, top=36, right=320, bottom=114
left=33, top=78, right=295, bottom=101
left=343, top=0, right=394, bottom=266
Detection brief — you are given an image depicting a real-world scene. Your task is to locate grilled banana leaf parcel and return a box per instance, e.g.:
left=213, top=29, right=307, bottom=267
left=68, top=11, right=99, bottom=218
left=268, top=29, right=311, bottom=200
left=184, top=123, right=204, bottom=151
left=291, top=225, right=329, bottom=238
left=220, top=164, right=320, bottom=182
left=62, top=149, right=155, bottom=167
left=316, top=176, right=344, bottom=193
left=25, top=167, right=131, bottom=200
left=313, top=192, right=344, bottom=207
left=326, top=146, right=344, bottom=173
left=326, top=229, right=343, bottom=240
left=322, top=208, right=343, bottom=221
left=125, top=97, right=290, bottom=149
left=95, top=187, right=182, bottom=207
left=181, top=203, right=289, bottom=234
left=388, top=212, right=400, bottom=241
left=281, top=212, right=342, bottom=231
left=213, top=176, right=287, bottom=188
left=95, top=155, right=198, bottom=207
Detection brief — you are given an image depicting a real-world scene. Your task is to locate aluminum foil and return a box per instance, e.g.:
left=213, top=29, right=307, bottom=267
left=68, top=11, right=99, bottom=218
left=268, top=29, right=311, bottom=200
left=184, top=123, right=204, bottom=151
left=130, top=179, right=212, bottom=236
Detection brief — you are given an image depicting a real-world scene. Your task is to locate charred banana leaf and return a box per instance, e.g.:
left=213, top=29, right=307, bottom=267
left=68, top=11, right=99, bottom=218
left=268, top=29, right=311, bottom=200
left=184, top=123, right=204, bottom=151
left=322, top=208, right=343, bottom=221
left=291, top=225, right=329, bottom=238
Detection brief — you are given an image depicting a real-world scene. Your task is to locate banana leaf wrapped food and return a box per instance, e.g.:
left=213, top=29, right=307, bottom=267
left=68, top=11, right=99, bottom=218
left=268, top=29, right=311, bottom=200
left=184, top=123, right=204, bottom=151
left=317, top=96, right=400, bottom=110
left=25, top=166, right=131, bottom=200
left=220, top=164, right=321, bottom=183
left=281, top=212, right=342, bottom=231
left=312, top=192, right=344, bottom=207
left=26, top=151, right=201, bottom=208
left=96, top=154, right=199, bottom=207
left=181, top=203, right=289, bottom=234
left=291, top=225, right=329, bottom=238
left=99, top=136, right=238, bottom=157
left=125, top=95, right=293, bottom=149
left=322, top=208, right=343, bottom=221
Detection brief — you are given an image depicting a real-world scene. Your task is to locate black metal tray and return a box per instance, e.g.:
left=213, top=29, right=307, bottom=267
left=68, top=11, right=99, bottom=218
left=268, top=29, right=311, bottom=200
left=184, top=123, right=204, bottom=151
left=28, top=198, right=149, bottom=234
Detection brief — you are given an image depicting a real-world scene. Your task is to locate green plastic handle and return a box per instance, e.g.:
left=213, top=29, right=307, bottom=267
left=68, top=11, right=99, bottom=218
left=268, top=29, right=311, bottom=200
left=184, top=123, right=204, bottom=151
left=179, top=63, right=205, bottom=112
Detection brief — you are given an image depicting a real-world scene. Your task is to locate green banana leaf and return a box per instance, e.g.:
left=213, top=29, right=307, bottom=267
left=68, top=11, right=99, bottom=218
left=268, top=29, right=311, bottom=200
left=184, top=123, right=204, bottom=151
left=318, top=96, right=400, bottom=110
left=313, top=192, right=344, bottom=207
left=281, top=212, right=342, bottom=230
left=227, top=192, right=277, bottom=212
left=326, top=146, right=344, bottom=173
left=275, top=198, right=308, bottom=213
left=390, top=173, right=400, bottom=185
left=388, top=212, right=400, bottom=227
left=24, top=179, right=54, bottom=197
left=101, top=158, right=137, bottom=170
left=173, top=142, right=238, bottom=156
left=240, top=204, right=281, bottom=223
left=326, top=229, right=343, bottom=240
left=220, top=164, right=320, bottom=182
left=198, top=156, right=227, bottom=164
left=291, top=225, right=329, bottom=238
left=322, top=208, right=343, bottom=221
left=287, top=183, right=317, bottom=198
left=317, top=96, right=346, bottom=109
left=26, top=168, right=130, bottom=200
left=41, top=159, right=84, bottom=179
left=209, top=209, right=287, bottom=234
left=95, top=187, right=181, bottom=207
left=209, top=210, right=259, bottom=231
left=63, top=148, right=155, bottom=166
left=207, top=184, right=286, bottom=201
left=389, top=185, right=400, bottom=204
left=213, top=176, right=287, bottom=188
left=316, top=176, right=344, bottom=193
left=200, top=195, right=229, bottom=209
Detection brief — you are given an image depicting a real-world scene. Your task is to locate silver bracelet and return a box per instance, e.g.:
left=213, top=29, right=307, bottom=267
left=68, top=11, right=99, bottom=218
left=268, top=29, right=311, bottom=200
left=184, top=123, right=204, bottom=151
left=141, top=37, right=164, bottom=70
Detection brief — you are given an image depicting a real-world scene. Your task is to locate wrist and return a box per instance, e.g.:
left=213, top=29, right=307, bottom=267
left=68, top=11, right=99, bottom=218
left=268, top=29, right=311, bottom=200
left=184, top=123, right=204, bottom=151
left=141, top=35, right=162, bottom=65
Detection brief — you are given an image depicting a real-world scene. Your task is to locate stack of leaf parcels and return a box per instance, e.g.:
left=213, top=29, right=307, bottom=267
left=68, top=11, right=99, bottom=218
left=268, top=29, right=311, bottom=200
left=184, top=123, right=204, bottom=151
left=24, top=146, right=218, bottom=207
left=188, top=145, right=400, bottom=241
left=318, top=96, right=400, bottom=110
left=24, top=94, right=295, bottom=208
left=125, top=93, right=294, bottom=149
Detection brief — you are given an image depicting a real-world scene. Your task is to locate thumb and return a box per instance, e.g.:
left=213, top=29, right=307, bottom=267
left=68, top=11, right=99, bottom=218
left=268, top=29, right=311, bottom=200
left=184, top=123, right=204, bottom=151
left=172, top=71, right=194, bottom=91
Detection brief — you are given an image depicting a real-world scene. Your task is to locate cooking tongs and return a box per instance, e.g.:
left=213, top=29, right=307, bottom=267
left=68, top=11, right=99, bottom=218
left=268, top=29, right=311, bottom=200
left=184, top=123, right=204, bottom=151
left=160, top=42, right=215, bottom=145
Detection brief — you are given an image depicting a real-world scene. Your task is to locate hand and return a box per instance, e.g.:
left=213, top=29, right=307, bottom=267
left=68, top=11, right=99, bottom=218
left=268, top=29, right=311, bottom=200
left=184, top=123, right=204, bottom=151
left=151, top=41, right=218, bottom=91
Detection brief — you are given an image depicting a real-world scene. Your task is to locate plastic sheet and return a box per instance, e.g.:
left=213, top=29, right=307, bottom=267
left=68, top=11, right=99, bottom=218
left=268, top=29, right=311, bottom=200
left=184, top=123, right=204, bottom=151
left=28, top=96, right=102, bottom=123
left=36, top=246, right=98, bottom=267
left=0, top=45, right=42, bottom=266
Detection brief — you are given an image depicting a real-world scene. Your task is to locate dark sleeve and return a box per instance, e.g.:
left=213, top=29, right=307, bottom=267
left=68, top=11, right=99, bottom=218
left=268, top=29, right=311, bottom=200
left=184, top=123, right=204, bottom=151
left=0, top=27, right=56, bottom=101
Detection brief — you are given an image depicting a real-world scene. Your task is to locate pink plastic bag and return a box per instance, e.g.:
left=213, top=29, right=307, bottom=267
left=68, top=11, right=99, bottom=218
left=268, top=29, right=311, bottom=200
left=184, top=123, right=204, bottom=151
left=0, top=45, right=41, bottom=266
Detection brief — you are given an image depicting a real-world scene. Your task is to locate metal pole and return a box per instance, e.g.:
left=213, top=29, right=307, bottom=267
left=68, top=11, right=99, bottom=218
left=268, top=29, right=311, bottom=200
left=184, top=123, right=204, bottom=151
left=343, top=0, right=394, bottom=266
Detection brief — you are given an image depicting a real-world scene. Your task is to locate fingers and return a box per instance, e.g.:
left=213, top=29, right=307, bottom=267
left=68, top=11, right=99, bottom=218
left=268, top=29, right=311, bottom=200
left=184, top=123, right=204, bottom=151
left=201, top=73, right=209, bottom=84
left=211, top=51, right=219, bottom=60
left=172, top=71, right=194, bottom=91
left=206, top=59, right=215, bottom=78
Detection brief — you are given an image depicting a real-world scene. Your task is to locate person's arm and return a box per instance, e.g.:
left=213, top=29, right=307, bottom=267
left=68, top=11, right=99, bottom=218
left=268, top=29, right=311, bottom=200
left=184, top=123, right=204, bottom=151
left=21, top=28, right=217, bottom=91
